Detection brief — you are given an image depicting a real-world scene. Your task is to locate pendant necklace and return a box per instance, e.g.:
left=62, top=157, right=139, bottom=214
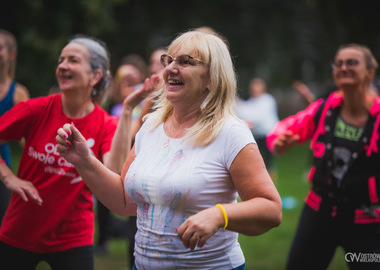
left=163, top=119, right=185, bottom=148
left=164, top=138, right=169, bottom=148
left=164, top=122, right=171, bottom=148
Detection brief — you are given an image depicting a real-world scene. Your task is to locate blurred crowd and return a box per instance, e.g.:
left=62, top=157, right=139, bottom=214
left=1, top=26, right=380, bottom=270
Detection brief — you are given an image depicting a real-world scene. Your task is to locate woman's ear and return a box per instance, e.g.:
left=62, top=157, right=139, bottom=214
left=91, top=69, right=103, bottom=87
left=205, top=74, right=212, bottom=92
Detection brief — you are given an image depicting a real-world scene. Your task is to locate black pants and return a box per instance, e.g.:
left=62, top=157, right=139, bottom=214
left=127, top=216, right=137, bottom=268
left=0, top=241, right=94, bottom=270
left=287, top=204, right=380, bottom=270
left=0, top=182, right=11, bottom=226
left=255, top=137, right=274, bottom=170
left=96, top=200, right=111, bottom=246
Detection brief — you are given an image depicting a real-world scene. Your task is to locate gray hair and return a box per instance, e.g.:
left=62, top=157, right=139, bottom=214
left=68, top=35, right=111, bottom=100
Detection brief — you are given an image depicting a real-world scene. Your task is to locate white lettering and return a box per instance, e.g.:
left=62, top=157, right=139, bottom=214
left=58, top=157, right=74, bottom=168
left=345, top=252, right=380, bottom=263
left=28, top=142, right=94, bottom=179
left=44, top=166, right=76, bottom=178
left=45, top=143, right=55, bottom=153
left=28, top=146, right=55, bottom=164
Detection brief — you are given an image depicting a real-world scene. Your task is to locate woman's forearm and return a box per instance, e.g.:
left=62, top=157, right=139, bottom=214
left=222, top=198, right=282, bottom=236
left=75, top=154, right=135, bottom=216
left=104, top=108, right=133, bottom=173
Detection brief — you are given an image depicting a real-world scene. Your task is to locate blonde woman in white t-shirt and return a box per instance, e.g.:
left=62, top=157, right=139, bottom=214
left=56, top=29, right=282, bottom=270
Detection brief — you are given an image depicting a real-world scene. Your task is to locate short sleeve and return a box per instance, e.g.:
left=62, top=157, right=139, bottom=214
left=223, top=119, right=256, bottom=169
left=0, top=100, right=33, bottom=142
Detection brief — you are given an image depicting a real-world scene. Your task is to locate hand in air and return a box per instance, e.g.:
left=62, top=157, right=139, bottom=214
left=56, top=123, right=90, bottom=166
left=122, top=74, right=161, bottom=112
left=273, top=130, right=299, bottom=155
left=292, top=80, right=316, bottom=104
left=177, top=206, right=225, bottom=250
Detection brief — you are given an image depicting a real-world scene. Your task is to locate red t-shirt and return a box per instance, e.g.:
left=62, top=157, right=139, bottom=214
left=0, top=94, right=118, bottom=253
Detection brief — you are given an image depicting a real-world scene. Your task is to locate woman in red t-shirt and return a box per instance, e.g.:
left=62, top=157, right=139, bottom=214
left=0, top=34, right=159, bottom=270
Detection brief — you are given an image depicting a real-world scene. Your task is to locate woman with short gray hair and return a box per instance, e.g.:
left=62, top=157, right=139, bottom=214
left=68, top=35, right=112, bottom=101
left=0, top=34, right=160, bottom=269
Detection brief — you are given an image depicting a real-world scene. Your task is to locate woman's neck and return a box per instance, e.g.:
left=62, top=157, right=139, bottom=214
left=340, top=85, right=373, bottom=127
left=342, top=83, right=375, bottom=110
left=165, top=108, right=199, bottom=138
left=61, top=92, right=95, bottom=119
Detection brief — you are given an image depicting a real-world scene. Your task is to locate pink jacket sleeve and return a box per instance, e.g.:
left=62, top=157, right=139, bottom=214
left=267, top=99, right=324, bottom=153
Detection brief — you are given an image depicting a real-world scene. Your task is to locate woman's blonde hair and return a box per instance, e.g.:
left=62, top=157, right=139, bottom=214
left=147, top=29, right=238, bottom=146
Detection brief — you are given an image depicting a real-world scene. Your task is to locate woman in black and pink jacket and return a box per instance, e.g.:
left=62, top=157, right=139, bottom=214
left=267, top=44, right=380, bottom=269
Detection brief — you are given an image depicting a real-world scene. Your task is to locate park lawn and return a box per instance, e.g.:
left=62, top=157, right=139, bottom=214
left=10, top=142, right=349, bottom=270
left=238, top=145, right=348, bottom=270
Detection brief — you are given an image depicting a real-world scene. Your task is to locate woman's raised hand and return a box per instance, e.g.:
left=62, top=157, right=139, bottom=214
left=123, top=74, right=161, bottom=112
left=56, top=123, right=91, bottom=167
left=273, top=130, right=299, bottom=155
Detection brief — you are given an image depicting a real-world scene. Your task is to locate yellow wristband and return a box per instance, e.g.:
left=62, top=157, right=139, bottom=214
left=215, top=204, right=228, bottom=229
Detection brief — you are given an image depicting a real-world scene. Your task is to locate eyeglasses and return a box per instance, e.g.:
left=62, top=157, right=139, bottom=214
left=331, top=58, right=360, bottom=69
left=160, top=54, right=203, bottom=68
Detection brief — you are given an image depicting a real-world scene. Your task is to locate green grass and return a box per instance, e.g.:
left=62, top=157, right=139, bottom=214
left=238, top=144, right=348, bottom=270
left=94, top=238, right=130, bottom=270
left=9, top=142, right=349, bottom=270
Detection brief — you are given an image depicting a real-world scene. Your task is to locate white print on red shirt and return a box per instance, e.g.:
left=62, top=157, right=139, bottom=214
left=27, top=139, right=95, bottom=183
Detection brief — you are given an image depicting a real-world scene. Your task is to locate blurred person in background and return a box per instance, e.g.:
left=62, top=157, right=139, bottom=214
left=0, top=34, right=157, bottom=269
left=56, top=29, right=282, bottom=270
left=119, top=49, right=165, bottom=268
left=95, top=54, right=148, bottom=261
left=0, top=29, right=29, bottom=226
left=106, top=54, right=148, bottom=120
left=292, top=80, right=318, bottom=104
left=293, top=78, right=378, bottom=105
left=236, top=77, right=279, bottom=182
left=267, top=44, right=380, bottom=269
left=131, top=47, right=167, bottom=140
left=148, top=47, right=167, bottom=76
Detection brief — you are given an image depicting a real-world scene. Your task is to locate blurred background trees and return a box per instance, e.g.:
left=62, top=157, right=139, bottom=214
left=2, top=0, right=380, bottom=115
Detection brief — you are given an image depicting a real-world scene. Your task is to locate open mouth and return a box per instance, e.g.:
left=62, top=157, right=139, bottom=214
left=168, top=79, right=184, bottom=86
left=59, top=74, right=73, bottom=82
left=61, top=74, right=72, bottom=79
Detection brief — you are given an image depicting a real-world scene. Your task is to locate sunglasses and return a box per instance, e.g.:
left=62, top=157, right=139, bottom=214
left=160, top=54, right=203, bottom=68
left=331, top=58, right=360, bottom=69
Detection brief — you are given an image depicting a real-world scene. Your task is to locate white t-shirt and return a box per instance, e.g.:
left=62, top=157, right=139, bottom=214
left=125, top=115, right=255, bottom=269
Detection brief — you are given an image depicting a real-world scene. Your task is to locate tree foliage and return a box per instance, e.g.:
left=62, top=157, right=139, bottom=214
left=2, top=0, right=380, bottom=99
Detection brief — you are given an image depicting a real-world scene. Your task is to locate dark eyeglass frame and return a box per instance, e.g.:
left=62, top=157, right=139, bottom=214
left=331, top=58, right=360, bottom=69
left=160, top=54, right=203, bottom=68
